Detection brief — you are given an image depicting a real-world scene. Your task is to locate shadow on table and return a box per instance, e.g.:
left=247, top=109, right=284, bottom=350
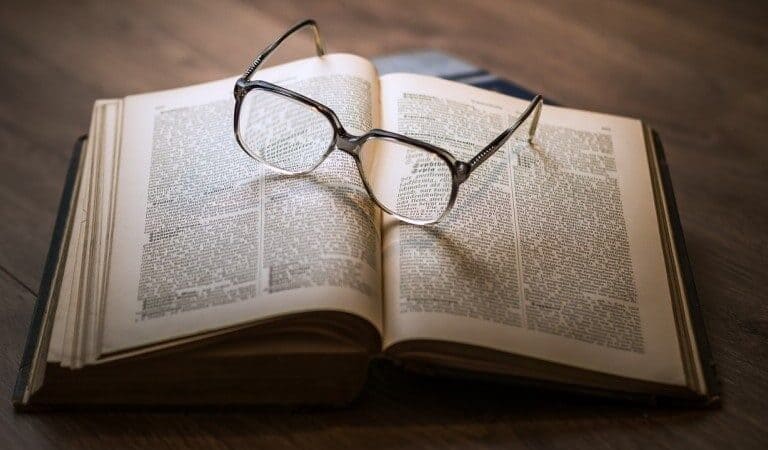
left=16, top=360, right=717, bottom=449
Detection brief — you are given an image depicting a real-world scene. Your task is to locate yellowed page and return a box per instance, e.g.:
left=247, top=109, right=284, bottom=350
left=48, top=132, right=91, bottom=363
left=379, top=73, right=686, bottom=386
left=48, top=99, right=123, bottom=367
left=79, top=99, right=122, bottom=367
left=101, top=54, right=382, bottom=355
left=47, top=132, right=93, bottom=363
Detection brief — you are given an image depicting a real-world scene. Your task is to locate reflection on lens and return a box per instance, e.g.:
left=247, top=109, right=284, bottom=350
left=359, top=138, right=453, bottom=223
left=238, top=89, right=334, bottom=173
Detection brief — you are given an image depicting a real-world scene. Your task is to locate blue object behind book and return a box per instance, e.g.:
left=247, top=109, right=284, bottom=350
left=373, top=50, right=539, bottom=100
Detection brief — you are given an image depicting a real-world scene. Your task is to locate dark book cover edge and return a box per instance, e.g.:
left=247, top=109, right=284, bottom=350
left=13, top=135, right=87, bottom=409
left=650, top=129, right=721, bottom=405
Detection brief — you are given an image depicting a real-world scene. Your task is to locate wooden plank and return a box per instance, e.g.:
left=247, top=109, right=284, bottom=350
left=1, top=0, right=766, bottom=448
left=0, top=0, right=310, bottom=290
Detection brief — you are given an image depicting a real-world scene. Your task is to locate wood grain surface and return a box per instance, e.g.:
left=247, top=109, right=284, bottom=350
left=1, top=0, right=766, bottom=448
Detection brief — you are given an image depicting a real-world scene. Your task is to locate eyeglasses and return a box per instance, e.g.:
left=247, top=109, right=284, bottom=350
left=233, top=19, right=543, bottom=225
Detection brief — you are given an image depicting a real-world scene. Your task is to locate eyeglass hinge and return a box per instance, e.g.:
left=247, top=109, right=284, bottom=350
left=455, top=161, right=471, bottom=183
left=234, top=79, right=247, bottom=100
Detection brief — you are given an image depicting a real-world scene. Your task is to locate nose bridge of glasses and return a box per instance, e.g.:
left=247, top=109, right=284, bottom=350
left=334, top=130, right=361, bottom=156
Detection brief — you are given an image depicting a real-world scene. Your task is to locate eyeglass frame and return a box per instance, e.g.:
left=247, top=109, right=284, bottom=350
left=233, top=19, right=543, bottom=225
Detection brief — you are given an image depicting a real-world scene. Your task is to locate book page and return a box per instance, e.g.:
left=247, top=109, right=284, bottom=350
left=379, top=73, right=686, bottom=386
left=49, top=99, right=123, bottom=368
left=48, top=124, right=95, bottom=364
left=100, top=54, right=382, bottom=354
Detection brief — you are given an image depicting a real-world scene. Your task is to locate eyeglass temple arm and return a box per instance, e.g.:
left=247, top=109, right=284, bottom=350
left=241, top=19, right=326, bottom=80
left=466, top=95, right=543, bottom=174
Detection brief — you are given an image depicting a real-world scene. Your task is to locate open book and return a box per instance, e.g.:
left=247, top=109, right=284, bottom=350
left=14, top=53, right=718, bottom=408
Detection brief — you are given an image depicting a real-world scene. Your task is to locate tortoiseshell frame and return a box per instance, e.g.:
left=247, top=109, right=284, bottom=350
left=234, top=19, right=543, bottom=225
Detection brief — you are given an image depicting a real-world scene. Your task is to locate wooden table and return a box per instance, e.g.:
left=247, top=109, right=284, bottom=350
left=1, top=1, right=766, bottom=448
